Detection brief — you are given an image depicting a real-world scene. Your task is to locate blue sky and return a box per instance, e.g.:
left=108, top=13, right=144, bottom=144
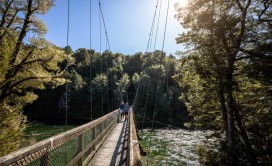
left=40, top=0, right=186, bottom=55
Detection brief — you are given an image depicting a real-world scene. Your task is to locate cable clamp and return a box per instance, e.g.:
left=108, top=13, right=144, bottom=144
left=50, top=138, right=54, bottom=147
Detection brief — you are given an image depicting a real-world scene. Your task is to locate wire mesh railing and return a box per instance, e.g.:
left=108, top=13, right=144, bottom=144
left=0, top=110, right=119, bottom=166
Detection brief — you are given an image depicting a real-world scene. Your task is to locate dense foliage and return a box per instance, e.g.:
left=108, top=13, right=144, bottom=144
left=0, top=0, right=71, bottom=156
left=174, top=0, right=272, bottom=165
left=24, top=50, right=188, bottom=128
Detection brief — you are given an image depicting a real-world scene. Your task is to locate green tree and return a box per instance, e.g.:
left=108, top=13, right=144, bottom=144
left=123, top=52, right=144, bottom=76
left=0, top=0, right=68, bottom=156
left=132, top=73, right=140, bottom=90
left=92, top=73, right=108, bottom=115
left=174, top=0, right=272, bottom=164
left=116, top=73, right=130, bottom=101
left=173, top=56, right=221, bottom=129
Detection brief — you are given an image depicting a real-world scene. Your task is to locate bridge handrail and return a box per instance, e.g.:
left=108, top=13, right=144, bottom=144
left=0, top=110, right=119, bottom=166
left=128, top=109, right=141, bottom=166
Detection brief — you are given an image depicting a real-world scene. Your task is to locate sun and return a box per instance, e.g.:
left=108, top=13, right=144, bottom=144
left=179, top=0, right=188, bottom=7
left=172, top=0, right=188, bottom=8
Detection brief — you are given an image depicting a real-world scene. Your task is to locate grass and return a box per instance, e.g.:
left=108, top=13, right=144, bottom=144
left=22, top=123, right=76, bottom=147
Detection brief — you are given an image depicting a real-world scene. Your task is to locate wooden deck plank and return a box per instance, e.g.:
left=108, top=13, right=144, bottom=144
left=88, top=119, right=129, bottom=166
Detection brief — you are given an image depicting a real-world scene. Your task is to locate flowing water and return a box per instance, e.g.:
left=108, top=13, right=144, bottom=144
left=139, top=128, right=222, bottom=166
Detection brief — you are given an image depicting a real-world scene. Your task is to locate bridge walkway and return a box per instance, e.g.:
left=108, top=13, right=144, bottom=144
left=88, top=119, right=129, bottom=166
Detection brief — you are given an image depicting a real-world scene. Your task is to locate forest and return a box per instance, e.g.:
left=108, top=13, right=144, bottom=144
left=0, top=0, right=272, bottom=165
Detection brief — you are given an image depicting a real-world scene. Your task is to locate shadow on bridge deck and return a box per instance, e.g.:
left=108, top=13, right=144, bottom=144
left=88, top=119, right=129, bottom=166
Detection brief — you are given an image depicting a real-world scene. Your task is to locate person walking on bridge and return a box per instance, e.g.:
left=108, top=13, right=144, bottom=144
left=124, top=102, right=130, bottom=121
left=119, top=101, right=125, bottom=120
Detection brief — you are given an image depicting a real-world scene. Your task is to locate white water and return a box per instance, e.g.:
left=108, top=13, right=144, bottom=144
left=140, top=128, right=222, bottom=166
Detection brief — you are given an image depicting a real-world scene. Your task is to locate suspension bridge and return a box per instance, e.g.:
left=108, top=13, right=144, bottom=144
left=0, top=109, right=141, bottom=166
left=0, top=0, right=174, bottom=165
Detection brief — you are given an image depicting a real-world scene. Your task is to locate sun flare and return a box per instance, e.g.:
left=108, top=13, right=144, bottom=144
left=179, top=0, right=188, bottom=7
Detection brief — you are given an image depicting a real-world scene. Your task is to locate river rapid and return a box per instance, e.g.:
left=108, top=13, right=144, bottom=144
left=139, top=128, right=222, bottom=166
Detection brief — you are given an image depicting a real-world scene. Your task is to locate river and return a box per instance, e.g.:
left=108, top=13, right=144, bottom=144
left=139, top=128, right=222, bottom=166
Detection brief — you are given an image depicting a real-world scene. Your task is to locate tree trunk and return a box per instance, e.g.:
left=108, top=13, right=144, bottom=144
left=225, top=85, right=238, bottom=166
left=217, top=76, right=228, bottom=133
left=225, top=62, right=238, bottom=165
left=10, top=0, right=33, bottom=66
left=234, top=108, right=259, bottom=165
left=0, top=0, right=13, bottom=28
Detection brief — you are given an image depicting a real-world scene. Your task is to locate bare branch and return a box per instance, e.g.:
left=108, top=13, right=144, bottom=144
left=0, top=8, right=20, bottom=43
left=0, top=0, right=14, bottom=28
left=235, top=48, right=267, bottom=61
left=0, top=75, right=62, bottom=102
left=9, top=49, right=35, bottom=78
left=10, top=0, right=33, bottom=65
left=258, top=0, right=272, bottom=22
left=235, top=0, right=244, bottom=11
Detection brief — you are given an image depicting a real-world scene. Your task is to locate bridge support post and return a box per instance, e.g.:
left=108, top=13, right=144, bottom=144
left=101, top=122, right=104, bottom=141
left=93, top=126, right=97, bottom=151
left=78, top=134, right=84, bottom=166
left=118, top=109, right=120, bottom=122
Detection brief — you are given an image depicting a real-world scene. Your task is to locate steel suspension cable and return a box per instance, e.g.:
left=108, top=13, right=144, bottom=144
left=134, top=0, right=160, bottom=114
left=98, top=0, right=103, bottom=116
left=163, top=0, right=171, bottom=93
left=134, top=0, right=164, bottom=130
left=146, top=0, right=160, bottom=53
left=99, top=1, right=111, bottom=51
left=137, top=114, right=183, bottom=129
left=98, top=1, right=111, bottom=113
left=139, top=86, right=146, bottom=112
left=161, top=0, right=170, bottom=53
left=147, top=0, right=171, bottom=164
left=130, top=0, right=172, bottom=163
left=141, top=85, right=150, bottom=130
left=151, top=84, right=159, bottom=130
left=149, top=0, right=164, bottom=133
left=153, top=0, right=163, bottom=51
left=135, top=0, right=162, bottom=119
left=110, top=59, right=114, bottom=112
left=65, top=0, right=70, bottom=164
left=129, top=0, right=170, bottom=162
left=90, top=0, right=93, bottom=120
left=99, top=2, right=101, bottom=57
left=65, top=0, right=70, bottom=127
left=151, top=0, right=170, bottom=129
